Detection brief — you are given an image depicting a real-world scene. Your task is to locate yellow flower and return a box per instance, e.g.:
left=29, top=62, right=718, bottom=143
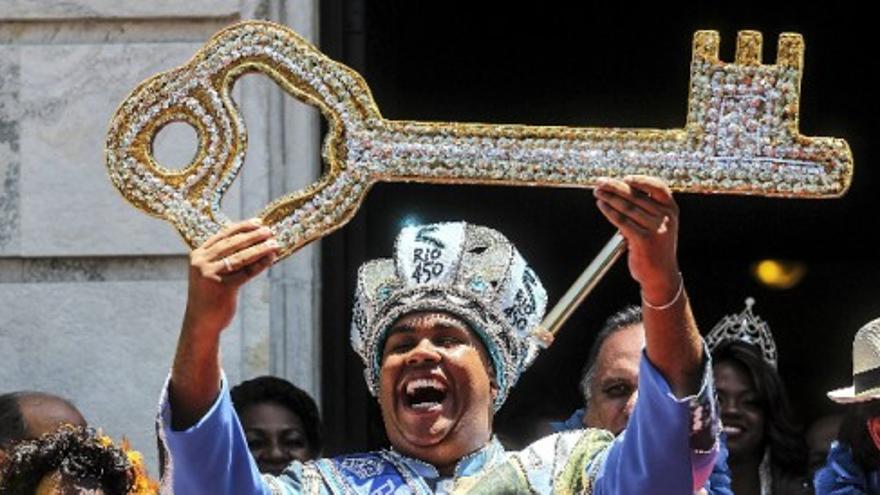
left=97, top=434, right=114, bottom=448
left=126, top=450, right=144, bottom=465
left=102, top=435, right=159, bottom=494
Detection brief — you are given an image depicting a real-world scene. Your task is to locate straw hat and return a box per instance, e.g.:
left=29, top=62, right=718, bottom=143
left=828, top=317, right=880, bottom=404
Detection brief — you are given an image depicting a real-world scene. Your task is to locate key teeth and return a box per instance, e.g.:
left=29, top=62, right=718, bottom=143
left=736, top=30, right=763, bottom=65
left=694, top=30, right=804, bottom=70
left=777, top=32, right=805, bottom=69
left=693, top=30, right=720, bottom=62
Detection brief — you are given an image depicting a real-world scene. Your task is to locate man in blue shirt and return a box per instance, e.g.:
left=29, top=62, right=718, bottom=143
left=815, top=317, right=880, bottom=494
left=549, top=306, right=732, bottom=495
left=157, top=176, right=720, bottom=494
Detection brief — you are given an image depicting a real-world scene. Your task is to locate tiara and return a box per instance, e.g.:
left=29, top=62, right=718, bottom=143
left=705, top=297, right=778, bottom=369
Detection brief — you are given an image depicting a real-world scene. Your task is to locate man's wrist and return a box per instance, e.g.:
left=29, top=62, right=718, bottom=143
left=181, top=306, right=227, bottom=338
left=642, top=273, right=684, bottom=311
left=639, top=267, right=682, bottom=306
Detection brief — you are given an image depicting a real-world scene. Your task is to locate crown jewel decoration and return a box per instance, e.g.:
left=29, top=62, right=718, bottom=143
left=706, top=297, right=778, bottom=369
left=351, top=222, right=548, bottom=410
left=105, top=22, right=853, bottom=260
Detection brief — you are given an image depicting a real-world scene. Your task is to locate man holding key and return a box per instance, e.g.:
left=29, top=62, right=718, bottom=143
left=158, top=176, right=721, bottom=494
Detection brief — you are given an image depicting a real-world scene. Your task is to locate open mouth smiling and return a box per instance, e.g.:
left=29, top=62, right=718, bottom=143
left=720, top=418, right=747, bottom=437
left=402, top=377, right=449, bottom=412
left=722, top=425, right=744, bottom=436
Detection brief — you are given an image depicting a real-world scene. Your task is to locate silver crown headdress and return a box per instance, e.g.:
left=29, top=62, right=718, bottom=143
left=706, top=297, right=778, bottom=369
left=350, top=221, right=548, bottom=410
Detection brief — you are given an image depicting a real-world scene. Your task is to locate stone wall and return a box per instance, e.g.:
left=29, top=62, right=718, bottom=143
left=0, top=0, right=322, bottom=473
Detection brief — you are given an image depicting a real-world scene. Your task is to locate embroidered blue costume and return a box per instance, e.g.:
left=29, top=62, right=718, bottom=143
left=551, top=411, right=732, bottom=495
left=157, top=221, right=720, bottom=494
left=158, top=350, right=719, bottom=494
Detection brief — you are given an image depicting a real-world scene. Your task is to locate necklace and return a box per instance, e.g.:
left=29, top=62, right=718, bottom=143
left=758, top=449, right=772, bottom=495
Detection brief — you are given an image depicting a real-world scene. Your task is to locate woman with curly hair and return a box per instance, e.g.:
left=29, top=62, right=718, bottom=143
left=0, top=425, right=155, bottom=495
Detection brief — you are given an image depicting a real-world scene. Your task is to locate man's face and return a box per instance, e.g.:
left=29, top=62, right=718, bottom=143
left=868, top=416, right=880, bottom=453
left=583, top=324, right=644, bottom=435
left=714, top=359, right=765, bottom=459
left=19, top=395, right=86, bottom=439
left=378, top=311, right=496, bottom=473
left=240, top=401, right=313, bottom=475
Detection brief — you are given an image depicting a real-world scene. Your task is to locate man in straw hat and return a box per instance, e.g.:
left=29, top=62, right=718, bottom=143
left=157, top=176, right=721, bottom=494
left=815, top=317, right=880, bottom=494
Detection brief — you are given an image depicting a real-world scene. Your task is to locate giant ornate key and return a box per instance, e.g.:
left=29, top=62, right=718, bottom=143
left=106, top=21, right=853, bottom=262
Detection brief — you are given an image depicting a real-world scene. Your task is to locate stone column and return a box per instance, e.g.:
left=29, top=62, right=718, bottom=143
left=0, top=0, right=322, bottom=472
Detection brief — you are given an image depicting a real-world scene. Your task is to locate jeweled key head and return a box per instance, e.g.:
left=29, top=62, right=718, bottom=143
left=105, top=20, right=382, bottom=258
left=684, top=30, right=850, bottom=195
left=106, top=22, right=853, bottom=261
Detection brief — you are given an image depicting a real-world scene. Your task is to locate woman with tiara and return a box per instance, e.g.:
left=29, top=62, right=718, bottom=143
left=707, top=298, right=812, bottom=495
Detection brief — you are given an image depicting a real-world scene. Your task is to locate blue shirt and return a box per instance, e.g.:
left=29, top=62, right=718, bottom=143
left=157, top=351, right=720, bottom=494
left=551, top=414, right=733, bottom=494
left=815, top=441, right=880, bottom=495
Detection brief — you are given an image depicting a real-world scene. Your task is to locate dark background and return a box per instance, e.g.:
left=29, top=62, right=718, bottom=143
left=317, top=1, right=879, bottom=454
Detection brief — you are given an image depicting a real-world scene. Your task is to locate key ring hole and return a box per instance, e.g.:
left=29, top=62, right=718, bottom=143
left=151, top=120, right=200, bottom=171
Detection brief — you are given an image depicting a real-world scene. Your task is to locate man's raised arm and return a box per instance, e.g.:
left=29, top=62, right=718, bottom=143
left=169, top=218, right=278, bottom=428
left=594, top=175, right=703, bottom=396
left=157, top=219, right=279, bottom=495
